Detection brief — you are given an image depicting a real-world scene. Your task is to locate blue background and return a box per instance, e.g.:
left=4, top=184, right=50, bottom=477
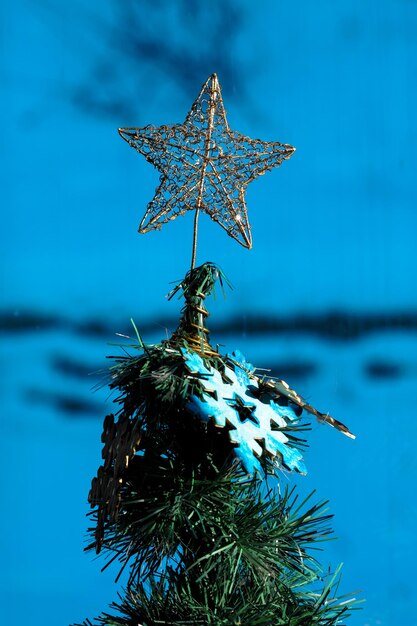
left=2, top=1, right=417, bottom=624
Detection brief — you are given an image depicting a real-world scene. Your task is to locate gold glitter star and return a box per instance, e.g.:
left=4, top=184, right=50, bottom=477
left=119, top=73, right=295, bottom=252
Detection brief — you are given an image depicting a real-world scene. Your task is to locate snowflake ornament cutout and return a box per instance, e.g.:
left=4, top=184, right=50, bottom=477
left=182, top=348, right=306, bottom=475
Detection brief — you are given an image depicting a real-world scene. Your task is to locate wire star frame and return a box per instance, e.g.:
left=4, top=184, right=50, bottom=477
left=119, top=74, right=295, bottom=268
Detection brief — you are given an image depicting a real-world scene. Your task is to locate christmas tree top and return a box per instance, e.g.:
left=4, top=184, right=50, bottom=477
left=75, top=73, right=358, bottom=626
left=118, top=71, right=354, bottom=450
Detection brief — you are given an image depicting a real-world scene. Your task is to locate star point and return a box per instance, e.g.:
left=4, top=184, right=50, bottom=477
left=119, top=74, right=295, bottom=249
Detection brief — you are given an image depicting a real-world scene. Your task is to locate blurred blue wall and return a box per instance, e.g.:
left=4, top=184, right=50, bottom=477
left=2, top=1, right=417, bottom=624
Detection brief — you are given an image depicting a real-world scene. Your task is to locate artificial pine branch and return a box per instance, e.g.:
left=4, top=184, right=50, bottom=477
left=75, top=263, right=358, bottom=625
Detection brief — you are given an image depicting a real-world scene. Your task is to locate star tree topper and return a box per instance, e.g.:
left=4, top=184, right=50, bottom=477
left=119, top=74, right=295, bottom=252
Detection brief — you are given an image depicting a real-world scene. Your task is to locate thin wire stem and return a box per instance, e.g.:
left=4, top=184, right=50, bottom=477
left=190, top=207, right=200, bottom=270
left=190, top=75, right=218, bottom=272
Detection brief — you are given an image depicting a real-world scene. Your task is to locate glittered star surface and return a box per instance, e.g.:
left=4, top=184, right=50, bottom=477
left=119, top=74, right=295, bottom=248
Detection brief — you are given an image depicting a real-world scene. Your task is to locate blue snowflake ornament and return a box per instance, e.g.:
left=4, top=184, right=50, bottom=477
left=181, top=348, right=306, bottom=476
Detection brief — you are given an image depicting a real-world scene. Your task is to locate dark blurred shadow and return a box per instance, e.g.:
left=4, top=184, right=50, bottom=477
left=5, top=307, right=415, bottom=419
left=364, top=360, right=404, bottom=379
left=25, top=388, right=102, bottom=418
left=3, top=309, right=417, bottom=340
left=70, top=0, right=246, bottom=120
